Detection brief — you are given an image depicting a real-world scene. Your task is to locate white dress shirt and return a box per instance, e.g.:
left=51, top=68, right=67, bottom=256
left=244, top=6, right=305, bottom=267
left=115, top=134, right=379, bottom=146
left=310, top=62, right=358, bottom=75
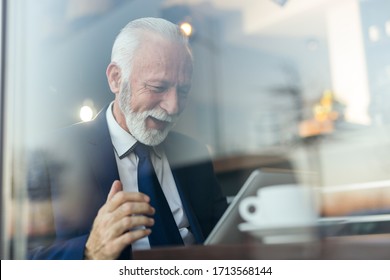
left=105, top=103, right=195, bottom=250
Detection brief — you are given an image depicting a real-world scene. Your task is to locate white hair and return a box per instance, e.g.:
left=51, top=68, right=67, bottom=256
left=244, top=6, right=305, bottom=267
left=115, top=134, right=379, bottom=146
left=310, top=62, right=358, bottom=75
left=111, top=17, right=192, bottom=81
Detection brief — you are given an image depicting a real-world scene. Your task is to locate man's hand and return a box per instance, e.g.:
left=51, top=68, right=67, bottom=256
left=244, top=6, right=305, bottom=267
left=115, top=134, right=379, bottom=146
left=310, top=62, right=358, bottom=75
left=84, top=180, right=155, bottom=260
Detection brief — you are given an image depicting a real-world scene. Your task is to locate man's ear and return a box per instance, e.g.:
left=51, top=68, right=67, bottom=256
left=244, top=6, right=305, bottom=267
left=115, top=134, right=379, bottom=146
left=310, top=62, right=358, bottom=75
left=106, top=63, right=122, bottom=94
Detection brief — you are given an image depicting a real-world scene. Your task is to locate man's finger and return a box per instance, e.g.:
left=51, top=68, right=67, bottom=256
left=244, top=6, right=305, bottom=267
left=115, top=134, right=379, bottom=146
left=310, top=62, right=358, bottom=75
left=111, top=215, right=155, bottom=236
left=111, top=229, right=152, bottom=252
left=107, top=191, right=150, bottom=213
left=116, top=201, right=155, bottom=218
left=107, top=180, right=123, bottom=202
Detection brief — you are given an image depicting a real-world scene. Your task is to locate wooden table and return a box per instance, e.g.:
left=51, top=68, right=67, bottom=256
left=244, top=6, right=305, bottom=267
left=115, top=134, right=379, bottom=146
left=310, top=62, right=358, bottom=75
left=134, top=234, right=390, bottom=260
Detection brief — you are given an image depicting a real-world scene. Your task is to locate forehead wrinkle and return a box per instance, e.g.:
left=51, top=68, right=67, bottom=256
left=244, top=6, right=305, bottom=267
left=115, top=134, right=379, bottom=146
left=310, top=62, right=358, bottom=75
left=130, top=36, right=192, bottom=87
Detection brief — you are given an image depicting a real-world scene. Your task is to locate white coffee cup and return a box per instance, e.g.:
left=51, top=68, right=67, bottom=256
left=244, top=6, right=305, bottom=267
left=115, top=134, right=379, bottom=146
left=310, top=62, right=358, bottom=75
left=239, top=184, right=318, bottom=229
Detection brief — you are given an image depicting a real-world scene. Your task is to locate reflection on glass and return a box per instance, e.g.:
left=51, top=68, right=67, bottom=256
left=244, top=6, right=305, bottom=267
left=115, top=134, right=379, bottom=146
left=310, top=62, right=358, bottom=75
left=369, top=25, right=381, bottom=42
left=179, top=21, right=193, bottom=37
left=79, top=105, right=94, bottom=122
left=2, top=0, right=390, bottom=260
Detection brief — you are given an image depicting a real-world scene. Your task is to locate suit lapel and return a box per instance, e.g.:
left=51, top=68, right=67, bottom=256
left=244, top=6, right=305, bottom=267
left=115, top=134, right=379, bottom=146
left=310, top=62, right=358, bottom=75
left=84, top=107, right=120, bottom=198
left=171, top=169, right=205, bottom=244
left=163, top=135, right=205, bottom=244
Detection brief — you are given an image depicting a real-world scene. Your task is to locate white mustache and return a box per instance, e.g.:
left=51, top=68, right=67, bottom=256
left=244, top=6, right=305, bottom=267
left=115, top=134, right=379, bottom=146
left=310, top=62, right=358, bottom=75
left=147, top=109, right=178, bottom=123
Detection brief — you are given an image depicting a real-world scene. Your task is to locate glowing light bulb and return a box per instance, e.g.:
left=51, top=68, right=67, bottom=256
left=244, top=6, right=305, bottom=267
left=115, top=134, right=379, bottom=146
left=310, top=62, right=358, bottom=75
left=80, top=105, right=94, bottom=122
left=180, top=22, right=193, bottom=37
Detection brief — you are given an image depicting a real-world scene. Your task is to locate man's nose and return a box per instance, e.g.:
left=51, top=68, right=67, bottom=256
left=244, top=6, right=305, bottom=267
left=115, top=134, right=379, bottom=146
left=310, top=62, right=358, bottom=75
left=160, top=88, right=180, bottom=115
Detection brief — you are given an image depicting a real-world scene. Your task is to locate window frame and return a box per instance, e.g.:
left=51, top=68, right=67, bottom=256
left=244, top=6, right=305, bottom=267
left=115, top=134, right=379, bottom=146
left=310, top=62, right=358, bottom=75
left=0, top=0, right=6, bottom=260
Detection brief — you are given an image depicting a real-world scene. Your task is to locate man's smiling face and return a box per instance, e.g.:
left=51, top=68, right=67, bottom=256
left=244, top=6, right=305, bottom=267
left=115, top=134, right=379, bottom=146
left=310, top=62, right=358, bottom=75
left=117, top=34, right=193, bottom=145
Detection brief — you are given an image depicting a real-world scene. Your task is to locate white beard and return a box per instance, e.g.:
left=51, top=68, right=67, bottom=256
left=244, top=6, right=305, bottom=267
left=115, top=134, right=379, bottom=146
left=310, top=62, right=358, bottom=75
left=118, top=82, right=178, bottom=146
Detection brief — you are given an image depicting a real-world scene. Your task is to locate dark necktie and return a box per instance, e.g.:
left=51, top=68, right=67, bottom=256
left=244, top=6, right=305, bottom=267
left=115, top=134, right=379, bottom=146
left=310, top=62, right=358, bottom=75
left=134, top=143, right=184, bottom=247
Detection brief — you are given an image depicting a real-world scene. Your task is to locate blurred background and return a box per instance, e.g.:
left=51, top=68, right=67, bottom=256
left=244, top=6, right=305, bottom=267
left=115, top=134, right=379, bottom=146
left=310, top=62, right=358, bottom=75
left=1, top=0, right=390, bottom=259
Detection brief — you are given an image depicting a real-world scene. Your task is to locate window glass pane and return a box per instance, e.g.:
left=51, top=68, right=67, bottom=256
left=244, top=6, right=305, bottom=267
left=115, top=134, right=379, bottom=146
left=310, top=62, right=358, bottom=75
left=2, top=0, right=390, bottom=259
left=0, top=0, right=4, bottom=260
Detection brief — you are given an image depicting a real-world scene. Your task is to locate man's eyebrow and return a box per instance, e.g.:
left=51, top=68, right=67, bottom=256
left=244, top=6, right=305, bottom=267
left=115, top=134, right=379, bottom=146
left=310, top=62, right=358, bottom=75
left=144, top=80, right=169, bottom=85
left=144, top=80, right=191, bottom=88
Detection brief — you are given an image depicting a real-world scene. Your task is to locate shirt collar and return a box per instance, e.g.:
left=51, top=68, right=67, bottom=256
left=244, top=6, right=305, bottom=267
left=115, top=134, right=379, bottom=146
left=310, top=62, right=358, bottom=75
left=105, top=102, right=162, bottom=159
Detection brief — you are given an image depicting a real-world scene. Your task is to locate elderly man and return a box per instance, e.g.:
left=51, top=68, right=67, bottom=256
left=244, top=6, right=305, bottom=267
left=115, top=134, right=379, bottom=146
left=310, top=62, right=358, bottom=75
left=28, top=17, right=227, bottom=260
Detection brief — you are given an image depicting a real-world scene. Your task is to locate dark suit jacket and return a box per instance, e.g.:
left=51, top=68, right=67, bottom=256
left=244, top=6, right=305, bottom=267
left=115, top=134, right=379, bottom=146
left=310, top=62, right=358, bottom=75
left=27, top=108, right=227, bottom=259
